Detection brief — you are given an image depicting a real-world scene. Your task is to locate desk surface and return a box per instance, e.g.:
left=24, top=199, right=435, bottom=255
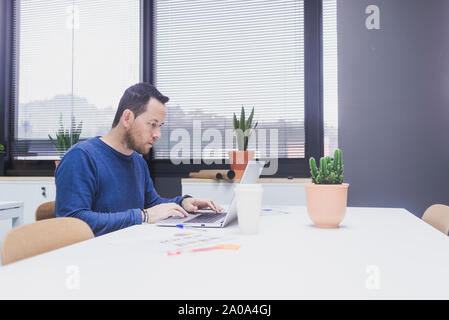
left=0, top=206, right=448, bottom=299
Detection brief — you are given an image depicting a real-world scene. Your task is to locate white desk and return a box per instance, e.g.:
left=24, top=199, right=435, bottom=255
left=0, top=206, right=448, bottom=299
left=0, top=201, right=24, bottom=228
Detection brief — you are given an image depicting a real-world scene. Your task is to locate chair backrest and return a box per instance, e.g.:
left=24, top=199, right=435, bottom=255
left=1, top=217, right=94, bottom=266
left=35, top=201, right=56, bottom=221
left=422, top=204, right=449, bottom=235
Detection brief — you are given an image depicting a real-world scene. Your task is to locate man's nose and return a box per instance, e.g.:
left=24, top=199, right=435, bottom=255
left=153, top=127, right=162, bottom=140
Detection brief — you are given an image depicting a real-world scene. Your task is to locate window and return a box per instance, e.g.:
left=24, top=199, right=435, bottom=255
left=11, top=0, right=141, bottom=159
left=155, top=0, right=305, bottom=161
left=5, top=0, right=338, bottom=177
left=152, top=0, right=338, bottom=173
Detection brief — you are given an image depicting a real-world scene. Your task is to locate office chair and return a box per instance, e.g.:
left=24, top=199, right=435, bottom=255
left=422, top=204, right=449, bottom=235
left=35, top=201, right=55, bottom=221
left=1, top=217, right=94, bottom=266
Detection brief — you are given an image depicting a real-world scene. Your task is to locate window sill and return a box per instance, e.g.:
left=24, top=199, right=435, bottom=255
left=182, top=177, right=312, bottom=183
left=0, top=176, right=55, bottom=181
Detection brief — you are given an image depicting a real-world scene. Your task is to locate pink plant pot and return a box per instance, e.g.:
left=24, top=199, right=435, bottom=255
left=228, top=150, right=255, bottom=179
left=305, top=183, right=349, bottom=228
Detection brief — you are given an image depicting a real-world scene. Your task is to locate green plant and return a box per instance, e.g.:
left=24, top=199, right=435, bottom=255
left=232, top=106, right=258, bottom=151
left=0, top=144, right=4, bottom=152
left=48, top=114, right=83, bottom=158
left=309, top=149, right=344, bottom=184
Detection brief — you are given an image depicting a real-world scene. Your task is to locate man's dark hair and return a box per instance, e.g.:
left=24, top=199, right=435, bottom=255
left=112, top=83, right=169, bottom=128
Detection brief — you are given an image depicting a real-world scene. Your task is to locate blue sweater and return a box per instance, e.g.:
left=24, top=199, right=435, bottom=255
left=55, top=137, right=184, bottom=237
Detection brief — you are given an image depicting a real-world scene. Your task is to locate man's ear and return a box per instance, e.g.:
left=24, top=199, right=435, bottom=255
left=121, top=109, right=135, bottom=129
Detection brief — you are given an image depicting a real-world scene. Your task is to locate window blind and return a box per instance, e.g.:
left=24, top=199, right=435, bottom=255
left=11, top=0, right=141, bottom=159
left=154, top=0, right=305, bottom=161
left=323, top=0, right=339, bottom=157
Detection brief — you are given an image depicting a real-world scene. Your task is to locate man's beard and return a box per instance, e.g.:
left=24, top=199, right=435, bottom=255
left=125, top=129, right=149, bottom=155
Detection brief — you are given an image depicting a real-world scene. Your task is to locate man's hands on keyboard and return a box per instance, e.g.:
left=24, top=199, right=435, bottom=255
left=184, top=212, right=227, bottom=224
left=181, top=197, right=222, bottom=214
left=146, top=203, right=189, bottom=223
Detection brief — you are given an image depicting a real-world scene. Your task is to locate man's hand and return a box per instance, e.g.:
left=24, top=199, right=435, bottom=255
left=145, top=203, right=189, bottom=224
left=181, top=197, right=222, bottom=213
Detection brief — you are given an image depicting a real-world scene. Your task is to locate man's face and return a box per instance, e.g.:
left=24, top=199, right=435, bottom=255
left=125, top=97, right=166, bottom=155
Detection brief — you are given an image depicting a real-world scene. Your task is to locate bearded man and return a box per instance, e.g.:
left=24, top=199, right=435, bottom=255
left=55, top=83, right=221, bottom=236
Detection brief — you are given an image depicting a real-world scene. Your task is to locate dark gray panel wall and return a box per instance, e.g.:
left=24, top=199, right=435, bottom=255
left=154, top=177, right=182, bottom=198
left=338, top=0, right=449, bottom=216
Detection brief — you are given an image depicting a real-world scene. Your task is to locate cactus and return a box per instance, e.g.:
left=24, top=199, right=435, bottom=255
left=232, top=106, right=258, bottom=151
left=48, top=113, right=83, bottom=159
left=309, top=149, right=344, bottom=184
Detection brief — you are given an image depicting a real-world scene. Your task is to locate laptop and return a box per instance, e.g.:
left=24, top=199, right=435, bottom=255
left=156, top=160, right=265, bottom=228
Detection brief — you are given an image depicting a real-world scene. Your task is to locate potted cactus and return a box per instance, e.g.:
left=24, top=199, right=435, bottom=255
left=229, top=106, right=258, bottom=179
left=48, top=114, right=83, bottom=167
left=305, top=149, right=349, bottom=228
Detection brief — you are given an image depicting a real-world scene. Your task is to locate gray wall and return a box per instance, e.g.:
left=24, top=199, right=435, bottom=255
left=338, top=0, right=449, bottom=216
left=154, top=177, right=182, bottom=198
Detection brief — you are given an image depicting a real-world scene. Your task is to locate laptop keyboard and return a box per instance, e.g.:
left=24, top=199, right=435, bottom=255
left=185, top=212, right=227, bottom=224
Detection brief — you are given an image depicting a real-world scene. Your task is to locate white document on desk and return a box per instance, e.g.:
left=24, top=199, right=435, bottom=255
left=106, top=229, right=241, bottom=255
left=160, top=230, right=241, bottom=256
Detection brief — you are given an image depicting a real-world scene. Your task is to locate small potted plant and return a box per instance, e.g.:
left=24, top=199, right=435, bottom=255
left=305, top=149, right=349, bottom=228
left=230, top=106, right=258, bottom=179
left=48, top=114, right=83, bottom=167
left=0, top=143, right=5, bottom=176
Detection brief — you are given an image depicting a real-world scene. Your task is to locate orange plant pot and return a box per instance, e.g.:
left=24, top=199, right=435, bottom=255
left=305, top=183, right=349, bottom=228
left=228, top=150, right=255, bottom=179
